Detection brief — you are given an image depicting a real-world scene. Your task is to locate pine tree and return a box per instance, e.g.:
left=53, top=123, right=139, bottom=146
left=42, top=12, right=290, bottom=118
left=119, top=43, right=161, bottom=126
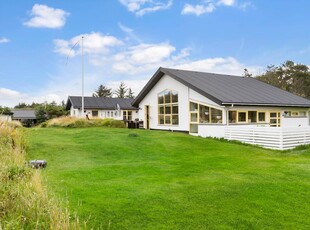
left=114, top=82, right=128, bottom=98
left=93, top=84, right=113, bottom=97
left=126, top=88, right=135, bottom=99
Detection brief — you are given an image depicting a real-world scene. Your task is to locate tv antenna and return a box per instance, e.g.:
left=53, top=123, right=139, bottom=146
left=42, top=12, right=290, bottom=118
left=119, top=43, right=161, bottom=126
left=66, top=36, right=85, bottom=118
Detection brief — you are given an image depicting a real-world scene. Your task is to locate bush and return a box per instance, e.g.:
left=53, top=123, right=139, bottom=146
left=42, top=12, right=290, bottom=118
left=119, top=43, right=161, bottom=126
left=101, top=118, right=114, bottom=127
left=110, top=120, right=126, bottom=128
left=40, top=116, right=126, bottom=128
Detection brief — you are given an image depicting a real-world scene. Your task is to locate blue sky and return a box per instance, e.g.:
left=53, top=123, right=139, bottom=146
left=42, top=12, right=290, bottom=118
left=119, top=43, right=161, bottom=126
left=0, top=0, right=310, bottom=107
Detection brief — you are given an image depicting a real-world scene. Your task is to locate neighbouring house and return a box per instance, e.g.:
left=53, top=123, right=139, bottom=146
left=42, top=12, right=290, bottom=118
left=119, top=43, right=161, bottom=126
left=0, top=111, right=13, bottom=122
left=132, top=67, right=310, bottom=150
left=66, top=96, right=139, bottom=121
left=11, top=109, right=37, bottom=126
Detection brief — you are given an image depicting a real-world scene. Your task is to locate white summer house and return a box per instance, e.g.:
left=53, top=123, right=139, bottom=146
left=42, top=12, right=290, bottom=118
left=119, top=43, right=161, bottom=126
left=66, top=96, right=139, bottom=121
left=132, top=67, right=310, bottom=150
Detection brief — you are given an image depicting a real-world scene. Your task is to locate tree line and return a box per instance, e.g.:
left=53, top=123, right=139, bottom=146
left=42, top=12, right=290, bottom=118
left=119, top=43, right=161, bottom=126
left=93, top=82, right=135, bottom=98
left=245, top=60, right=310, bottom=99
left=0, top=101, right=69, bottom=125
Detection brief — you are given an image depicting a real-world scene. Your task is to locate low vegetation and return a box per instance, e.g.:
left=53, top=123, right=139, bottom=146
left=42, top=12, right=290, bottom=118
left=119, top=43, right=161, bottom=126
left=26, top=127, right=310, bottom=229
left=41, top=116, right=126, bottom=128
left=0, top=121, right=80, bottom=229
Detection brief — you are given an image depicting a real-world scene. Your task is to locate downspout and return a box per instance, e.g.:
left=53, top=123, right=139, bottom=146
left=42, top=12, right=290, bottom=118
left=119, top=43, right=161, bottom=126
left=226, top=104, right=234, bottom=126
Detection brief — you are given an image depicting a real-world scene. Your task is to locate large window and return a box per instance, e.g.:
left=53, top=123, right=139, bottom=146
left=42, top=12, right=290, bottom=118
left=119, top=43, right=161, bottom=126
left=189, top=102, right=222, bottom=133
left=248, top=111, right=257, bottom=123
left=237, top=111, right=247, bottom=123
left=270, top=112, right=281, bottom=127
left=92, top=110, right=98, bottom=117
left=229, top=111, right=266, bottom=124
left=123, top=111, right=132, bottom=121
left=258, top=112, right=266, bottom=122
left=158, top=90, right=178, bottom=125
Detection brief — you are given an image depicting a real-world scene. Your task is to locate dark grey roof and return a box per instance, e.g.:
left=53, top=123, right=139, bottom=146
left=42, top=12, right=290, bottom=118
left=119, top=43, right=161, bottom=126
left=132, top=67, right=310, bottom=107
left=66, top=96, right=138, bottom=110
left=11, top=109, right=36, bottom=119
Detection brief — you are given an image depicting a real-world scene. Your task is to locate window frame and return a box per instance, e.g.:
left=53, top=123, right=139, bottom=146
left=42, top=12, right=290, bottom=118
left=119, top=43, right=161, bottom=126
left=269, top=111, right=281, bottom=127
left=257, top=111, right=266, bottom=123
left=237, top=111, right=248, bottom=123
left=189, top=101, right=223, bottom=125
left=158, top=89, right=179, bottom=126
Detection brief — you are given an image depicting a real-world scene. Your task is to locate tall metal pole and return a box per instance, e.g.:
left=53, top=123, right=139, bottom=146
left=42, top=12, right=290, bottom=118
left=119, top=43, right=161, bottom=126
left=81, top=36, right=84, bottom=118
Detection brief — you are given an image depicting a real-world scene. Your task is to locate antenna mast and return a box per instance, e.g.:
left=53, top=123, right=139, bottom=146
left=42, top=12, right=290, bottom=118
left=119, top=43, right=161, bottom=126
left=81, top=36, right=84, bottom=117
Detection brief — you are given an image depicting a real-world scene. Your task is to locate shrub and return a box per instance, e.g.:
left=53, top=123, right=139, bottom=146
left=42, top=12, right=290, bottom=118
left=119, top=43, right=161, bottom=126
left=40, top=116, right=126, bottom=129
left=110, top=120, right=126, bottom=128
left=101, top=118, right=114, bottom=127
left=0, top=121, right=80, bottom=229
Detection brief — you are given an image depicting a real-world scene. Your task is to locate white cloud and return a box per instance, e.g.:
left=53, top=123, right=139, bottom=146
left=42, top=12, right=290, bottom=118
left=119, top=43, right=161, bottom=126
left=0, top=88, right=21, bottom=97
left=119, top=0, right=173, bottom=16
left=118, top=22, right=142, bottom=43
left=182, top=0, right=252, bottom=16
left=118, top=23, right=134, bottom=34
left=24, top=4, right=69, bottom=28
left=217, top=0, right=235, bottom=6
left=173, top=57, right=260, bottom=75
left=112, top=42, right=176, bottom=74
left=0, top=38, right=10, bottom=43
left=182, top=3, right=215, bottom=16
left=172, top=48, right=191, bottom=61
left=239, top=2, right=253, bottom=10
left=54, top=32, right=123, bottom=57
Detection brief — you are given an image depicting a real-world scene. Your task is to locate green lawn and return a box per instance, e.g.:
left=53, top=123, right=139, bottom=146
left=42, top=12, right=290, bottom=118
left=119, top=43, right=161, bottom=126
left=26, top=127, right=310, bottom=229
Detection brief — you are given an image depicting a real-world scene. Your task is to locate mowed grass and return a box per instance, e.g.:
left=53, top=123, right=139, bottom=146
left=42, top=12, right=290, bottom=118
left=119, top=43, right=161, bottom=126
left=26, top=127, right=310, bottom=229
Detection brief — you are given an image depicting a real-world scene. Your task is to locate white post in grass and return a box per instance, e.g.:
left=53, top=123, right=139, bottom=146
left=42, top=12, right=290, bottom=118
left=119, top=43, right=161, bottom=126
left=81, top=36, right=84, bottom=118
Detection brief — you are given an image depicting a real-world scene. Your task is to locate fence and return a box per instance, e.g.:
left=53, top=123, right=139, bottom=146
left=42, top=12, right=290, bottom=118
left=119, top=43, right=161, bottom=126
left=224, top=126, right=310, bottom=150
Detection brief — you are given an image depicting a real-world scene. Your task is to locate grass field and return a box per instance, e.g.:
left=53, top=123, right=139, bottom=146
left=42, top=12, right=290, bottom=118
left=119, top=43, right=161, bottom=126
left=26, top=127, right=310, bottom=229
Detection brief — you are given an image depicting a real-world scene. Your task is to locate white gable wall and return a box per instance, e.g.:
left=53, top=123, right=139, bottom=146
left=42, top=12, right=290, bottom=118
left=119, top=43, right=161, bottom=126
left=70, top=106, right=138, bottom=120
left=189, top=89, right=219, bottom=107
left=138, top=74, right=190, bottom=131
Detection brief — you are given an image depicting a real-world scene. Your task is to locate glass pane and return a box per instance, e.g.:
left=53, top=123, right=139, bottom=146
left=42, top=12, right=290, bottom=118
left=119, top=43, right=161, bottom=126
left=238, top=112, right=246, bottom=122
left=172, top=105, right=178, bottom=114
left=172, top=115, right=178, bottom=125
left=248, top=111, right=257, bottom=123
left=159, top=106, right=164, bottom=115
left=190, top=102, right=198, bottom=112
left=92, top=111, right=98, bottom=117
left=300, top=111, right=306, bottom=116
left=291, top=112, right=299, bottom=116
left=159, top=115, right=164, bottom=124
left=258, top=112, right=265, bottom=122
left=172, top=91, right=178, bottom=103
left=211, top=108, right=222, bottom=123
left=270, top=119, right=276, bottom=124
left=128, top=111, right=132, bottom=116
left=191, top=113, right=198, bottom=122
left=270, top=112, right=277, bottom=118
left=190, top=124, right=198, bottom=133
left=164, top=90, right=171, bottom=103
left=199, top=105, right=209, bottom=123
left=158, top=92, right=164, bottom=104
left=165, top=105, right=171, bottom=114
left=229, top=111, right=237, bottom=123
left=165, top=116, right=171, bottom=124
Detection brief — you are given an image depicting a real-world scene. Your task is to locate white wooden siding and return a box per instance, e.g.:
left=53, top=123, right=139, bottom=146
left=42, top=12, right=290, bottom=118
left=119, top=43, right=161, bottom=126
left=197, top=125, right=310, bottom=150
